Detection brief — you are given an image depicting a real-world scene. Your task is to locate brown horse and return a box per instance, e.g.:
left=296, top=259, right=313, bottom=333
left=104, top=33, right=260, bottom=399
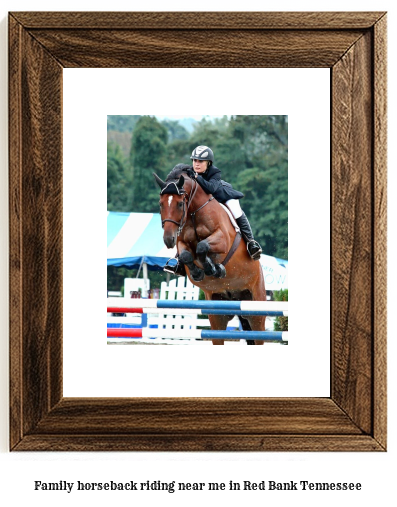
left=154, top=164, right=266, bottom=345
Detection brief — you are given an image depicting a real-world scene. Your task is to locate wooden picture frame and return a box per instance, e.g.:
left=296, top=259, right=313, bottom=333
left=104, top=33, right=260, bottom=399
left=9, top=11, right=387, bottom=451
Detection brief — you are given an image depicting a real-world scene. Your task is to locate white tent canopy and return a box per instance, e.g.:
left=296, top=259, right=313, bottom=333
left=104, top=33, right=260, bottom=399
left=107, top=211, right=176, bottom=271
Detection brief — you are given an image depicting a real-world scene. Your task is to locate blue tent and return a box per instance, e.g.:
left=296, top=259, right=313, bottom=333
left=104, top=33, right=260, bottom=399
left=107, top=211, right=288, bottom=289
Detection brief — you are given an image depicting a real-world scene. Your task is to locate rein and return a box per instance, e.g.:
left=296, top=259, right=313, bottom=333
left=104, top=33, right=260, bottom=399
left=189, top=196, right=214, bottom=241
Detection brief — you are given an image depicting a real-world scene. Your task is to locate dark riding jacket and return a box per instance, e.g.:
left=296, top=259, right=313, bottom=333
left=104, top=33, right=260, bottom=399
left=193, top=165, right=244, bottom=203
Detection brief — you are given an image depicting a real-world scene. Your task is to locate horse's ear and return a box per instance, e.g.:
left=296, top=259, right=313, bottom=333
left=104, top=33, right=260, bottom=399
left=177, top=175, right=185, bottom=189
left=153, top=172, right=166, bottom=190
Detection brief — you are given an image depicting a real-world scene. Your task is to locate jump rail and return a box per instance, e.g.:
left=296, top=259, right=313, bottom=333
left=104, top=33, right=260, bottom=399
left=107, top=299, right=288, bottom=317
left=107, top=328, right=288, bottom=341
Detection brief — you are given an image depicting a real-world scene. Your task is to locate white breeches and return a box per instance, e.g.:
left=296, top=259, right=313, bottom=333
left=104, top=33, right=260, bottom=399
left=225, top=199, right=243, bottom=219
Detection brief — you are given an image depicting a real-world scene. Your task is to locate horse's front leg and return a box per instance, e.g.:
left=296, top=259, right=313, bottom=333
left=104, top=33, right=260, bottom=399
left=178, top=241, right=205, bottom=282
left=196, top=240, right=223, bottom=277
left=196, top=234, right=227, bottom=278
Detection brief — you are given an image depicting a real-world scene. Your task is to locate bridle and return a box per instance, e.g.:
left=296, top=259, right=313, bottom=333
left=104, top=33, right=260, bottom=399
left=161, top=178, right=214, bottom=237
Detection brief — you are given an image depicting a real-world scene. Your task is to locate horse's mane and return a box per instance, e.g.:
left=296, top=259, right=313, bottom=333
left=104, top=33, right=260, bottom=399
left=165, top=163, right=191, bottom=181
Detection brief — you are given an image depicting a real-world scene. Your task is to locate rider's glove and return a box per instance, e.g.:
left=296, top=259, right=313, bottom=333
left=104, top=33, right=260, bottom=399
left=186, top=168, right=197, bottom=179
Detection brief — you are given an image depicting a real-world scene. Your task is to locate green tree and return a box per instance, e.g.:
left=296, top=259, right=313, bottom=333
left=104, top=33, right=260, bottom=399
left=190, top=117, right=226, bottom=148
left=107, top=142, right=133, bottom=211
left=165, top=138, right=193, bottom=172
left=273, top=289, right=288, bottom=331
left=130, top=116, right=169, bottom=212
left=107, top=115, right=141, bottom=132
left=161, top=119, right=189, bottom=142
left=107, top=265, right=169, bottom=293
left=232, top=116, right=288, bottom=258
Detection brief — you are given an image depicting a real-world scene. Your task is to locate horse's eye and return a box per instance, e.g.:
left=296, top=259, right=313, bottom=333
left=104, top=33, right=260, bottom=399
left=178, top=202, right=183, bottom=209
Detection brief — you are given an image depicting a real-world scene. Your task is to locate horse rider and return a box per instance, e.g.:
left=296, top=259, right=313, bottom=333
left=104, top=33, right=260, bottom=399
left=164, top=145, right=263, bottom=276
left=187, top=145, right=263, bottom=259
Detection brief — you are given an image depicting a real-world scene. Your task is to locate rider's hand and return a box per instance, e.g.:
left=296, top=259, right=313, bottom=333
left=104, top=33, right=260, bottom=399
left=186, top=168, right=197, bottom=179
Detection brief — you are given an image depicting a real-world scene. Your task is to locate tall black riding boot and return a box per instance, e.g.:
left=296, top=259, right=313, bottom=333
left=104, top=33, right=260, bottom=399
left=236, top=213, right=263, bottom=260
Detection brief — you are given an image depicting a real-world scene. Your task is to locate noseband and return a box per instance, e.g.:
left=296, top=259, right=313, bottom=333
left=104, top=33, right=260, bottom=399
left=161, top=178, right=213, bottom=237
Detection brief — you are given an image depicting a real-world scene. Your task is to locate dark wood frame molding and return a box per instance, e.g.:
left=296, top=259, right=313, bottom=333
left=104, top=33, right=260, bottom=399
left=9, top=11, right=387, bottom=451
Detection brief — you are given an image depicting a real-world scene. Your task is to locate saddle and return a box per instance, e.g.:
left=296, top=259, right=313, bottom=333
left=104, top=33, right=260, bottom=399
left=219, top=203, right=241, bottom=234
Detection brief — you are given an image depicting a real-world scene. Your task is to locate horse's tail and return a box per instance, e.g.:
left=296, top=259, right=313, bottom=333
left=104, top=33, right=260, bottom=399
left=238, top=316, right=255, bottom=345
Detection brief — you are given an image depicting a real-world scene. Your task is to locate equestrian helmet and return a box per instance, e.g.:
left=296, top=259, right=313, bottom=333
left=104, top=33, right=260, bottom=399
left=190, top=145, right=214, bottom=165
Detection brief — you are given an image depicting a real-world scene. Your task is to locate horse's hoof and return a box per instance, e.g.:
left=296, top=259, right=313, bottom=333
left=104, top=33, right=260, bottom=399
left=191, top=269, right=205, bottom=282
left=216, top=264, right=226, bottom=278
left=204, top=264, right=217, bottom=276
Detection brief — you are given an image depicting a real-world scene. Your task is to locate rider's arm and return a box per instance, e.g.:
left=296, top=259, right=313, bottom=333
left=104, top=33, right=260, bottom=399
left=196, top=171, right=222, bottom=195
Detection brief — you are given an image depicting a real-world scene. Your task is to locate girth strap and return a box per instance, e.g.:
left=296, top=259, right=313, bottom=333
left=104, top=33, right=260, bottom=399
left=221, top=231, right=242, bottom=267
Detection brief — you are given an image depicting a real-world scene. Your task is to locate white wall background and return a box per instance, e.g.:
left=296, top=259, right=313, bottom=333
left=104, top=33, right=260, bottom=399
left=0, top=1, right=395, bottom=507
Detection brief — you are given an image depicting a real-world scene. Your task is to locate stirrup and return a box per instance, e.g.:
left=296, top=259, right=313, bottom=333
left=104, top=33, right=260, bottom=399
left=247, top=240, right=262, bottom=260
left=163, top=257, right=186, bottom=276
left=163, top=257, right=178, bottom=274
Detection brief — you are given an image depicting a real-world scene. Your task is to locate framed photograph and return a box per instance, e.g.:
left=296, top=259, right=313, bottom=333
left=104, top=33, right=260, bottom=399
left=9, top=11, right=387, bottom=451
left=64, top=72, right=329, bottom=399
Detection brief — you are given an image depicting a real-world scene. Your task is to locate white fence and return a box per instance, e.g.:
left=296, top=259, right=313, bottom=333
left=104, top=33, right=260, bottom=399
left=150, top=277, right=210, bottom=331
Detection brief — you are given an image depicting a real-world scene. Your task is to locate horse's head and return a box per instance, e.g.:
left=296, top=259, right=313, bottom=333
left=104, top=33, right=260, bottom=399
left=153, top=171, right=190, bottom=249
